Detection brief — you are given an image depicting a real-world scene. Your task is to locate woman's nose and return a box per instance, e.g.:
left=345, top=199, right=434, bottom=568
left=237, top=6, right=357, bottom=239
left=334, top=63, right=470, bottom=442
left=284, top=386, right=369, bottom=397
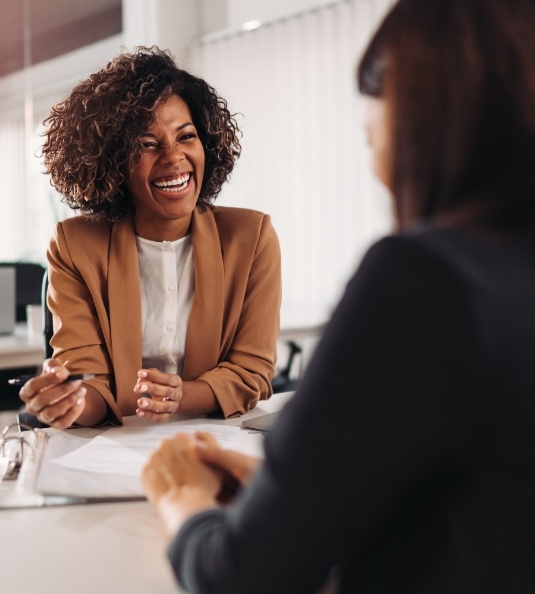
left=162, top=143, right=185, bottom=163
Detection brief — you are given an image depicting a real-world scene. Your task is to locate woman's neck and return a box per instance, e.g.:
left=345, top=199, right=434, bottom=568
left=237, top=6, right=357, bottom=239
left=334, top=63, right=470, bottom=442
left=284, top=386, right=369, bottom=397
left=133, top=214, right=192, bottom=242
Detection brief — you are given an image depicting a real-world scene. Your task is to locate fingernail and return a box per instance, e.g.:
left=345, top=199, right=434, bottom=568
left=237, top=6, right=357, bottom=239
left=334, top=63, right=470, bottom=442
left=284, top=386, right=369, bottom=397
left=138, top=399, right=149, bottom=408
left=137, top=410, right=145, bottom=417
left=57, top=368, right=69, bottom=380
left=76, top=398, right=84, bottom=406
left=140, top=384, right=148, bottom=392
left=138, top=370, right=148, bottom=378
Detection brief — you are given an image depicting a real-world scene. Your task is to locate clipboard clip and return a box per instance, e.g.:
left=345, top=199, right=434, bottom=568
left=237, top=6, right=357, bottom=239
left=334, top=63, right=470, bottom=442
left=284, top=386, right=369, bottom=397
left=0, top=422, right=37, bottom=482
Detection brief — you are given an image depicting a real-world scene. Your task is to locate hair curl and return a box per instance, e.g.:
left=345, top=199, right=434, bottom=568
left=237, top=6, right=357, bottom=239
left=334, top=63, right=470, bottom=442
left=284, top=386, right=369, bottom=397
left=41, top=46, right=241, bottom=220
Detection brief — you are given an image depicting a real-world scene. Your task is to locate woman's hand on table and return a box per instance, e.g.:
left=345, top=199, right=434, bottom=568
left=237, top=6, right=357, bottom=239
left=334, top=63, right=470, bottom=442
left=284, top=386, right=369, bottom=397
left=141, top=433, right=221, bottom=537
left=141, top=431, right=263, bottom=536
left=18, top=358, right=86, bottom=429
left=134, top=368, right=182, bottom=421
left=194, top=431, right=261, bottom=500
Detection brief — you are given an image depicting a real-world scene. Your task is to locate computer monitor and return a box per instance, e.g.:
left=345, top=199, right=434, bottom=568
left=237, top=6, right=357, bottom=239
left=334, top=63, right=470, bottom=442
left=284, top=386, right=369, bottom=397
left=0, top=267, right=16, bottom=334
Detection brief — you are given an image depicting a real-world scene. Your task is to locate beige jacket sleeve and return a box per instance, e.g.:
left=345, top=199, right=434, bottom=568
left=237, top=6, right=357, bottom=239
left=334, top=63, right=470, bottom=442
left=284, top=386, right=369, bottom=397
left=47, top=216, right=128, bottom=424
left=187, top=206, right=282, bottom=417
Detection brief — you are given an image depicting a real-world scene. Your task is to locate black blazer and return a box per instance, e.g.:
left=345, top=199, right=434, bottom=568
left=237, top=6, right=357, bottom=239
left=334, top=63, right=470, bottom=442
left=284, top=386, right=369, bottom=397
left=169, top=222, right=535, bottom=594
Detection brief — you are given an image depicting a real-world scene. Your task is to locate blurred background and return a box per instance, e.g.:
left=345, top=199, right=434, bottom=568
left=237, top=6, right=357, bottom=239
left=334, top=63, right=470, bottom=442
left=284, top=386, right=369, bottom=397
left=0, top=0, right=394, bottom=365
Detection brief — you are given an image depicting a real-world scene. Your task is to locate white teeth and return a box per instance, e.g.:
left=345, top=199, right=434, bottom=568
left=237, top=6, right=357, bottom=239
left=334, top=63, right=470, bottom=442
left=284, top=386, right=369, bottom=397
left=153, top=173, right=190, bottom=191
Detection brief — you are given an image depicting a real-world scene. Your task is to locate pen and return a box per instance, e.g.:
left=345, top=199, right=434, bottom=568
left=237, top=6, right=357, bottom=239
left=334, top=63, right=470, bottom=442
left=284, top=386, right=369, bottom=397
left=7, top=373, right=95, bottom=387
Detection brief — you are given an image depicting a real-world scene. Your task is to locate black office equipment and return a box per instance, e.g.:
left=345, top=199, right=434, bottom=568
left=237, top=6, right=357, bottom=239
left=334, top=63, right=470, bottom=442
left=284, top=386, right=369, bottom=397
left=0, top=262, right=46, bottom=322
left=41, top=270, right=54, bottom=359
left=0, top=262, right=46, bottom=411
left=0, top=267, right=15, bottom=334
left=271, top=340, right=302, bottom=393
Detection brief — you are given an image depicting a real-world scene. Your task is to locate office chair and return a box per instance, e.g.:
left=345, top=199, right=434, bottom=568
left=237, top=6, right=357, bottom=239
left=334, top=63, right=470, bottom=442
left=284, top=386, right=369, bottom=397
left=271, top=340, right=302, bottom=393
left=13, top=272, right=53, bottom=423
left=41, top=270, right=54, bottom=359
left=0, top=262, right=45, bottom=322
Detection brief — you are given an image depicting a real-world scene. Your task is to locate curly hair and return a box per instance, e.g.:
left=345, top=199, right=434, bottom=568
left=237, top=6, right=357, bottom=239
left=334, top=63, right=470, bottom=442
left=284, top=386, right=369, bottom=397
left=41, top=46, right=241, bottom=220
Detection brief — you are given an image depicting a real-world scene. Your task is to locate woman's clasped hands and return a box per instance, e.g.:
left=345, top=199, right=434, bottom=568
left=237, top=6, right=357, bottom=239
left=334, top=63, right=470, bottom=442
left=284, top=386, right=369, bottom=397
left=142, top=431, right=261, bottom=537
left=134, top=368, right=183, bottom=421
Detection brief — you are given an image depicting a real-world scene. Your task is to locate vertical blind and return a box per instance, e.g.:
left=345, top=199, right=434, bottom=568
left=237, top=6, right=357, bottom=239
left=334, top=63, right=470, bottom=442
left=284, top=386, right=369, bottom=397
left=192, top=0, right=394, bottom=324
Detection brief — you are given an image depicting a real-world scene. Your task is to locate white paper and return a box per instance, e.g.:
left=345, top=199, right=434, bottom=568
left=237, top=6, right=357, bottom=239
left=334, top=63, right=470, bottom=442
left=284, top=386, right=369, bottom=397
left=52, top=424, right=246, bottom=477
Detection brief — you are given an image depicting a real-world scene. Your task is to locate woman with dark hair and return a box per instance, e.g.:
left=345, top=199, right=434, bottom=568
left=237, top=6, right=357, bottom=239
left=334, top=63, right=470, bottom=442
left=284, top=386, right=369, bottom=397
left=141, top=1, right=535, bottom=592
left=19, top=46, right=281, bottom=428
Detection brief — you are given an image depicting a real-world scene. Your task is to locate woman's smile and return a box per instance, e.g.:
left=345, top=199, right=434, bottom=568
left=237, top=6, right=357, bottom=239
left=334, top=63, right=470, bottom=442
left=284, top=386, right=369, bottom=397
left=151, top=172, right=192, bottom=193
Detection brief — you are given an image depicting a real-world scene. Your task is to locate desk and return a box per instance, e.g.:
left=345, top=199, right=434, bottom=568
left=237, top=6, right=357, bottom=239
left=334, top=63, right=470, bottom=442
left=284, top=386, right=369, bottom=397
left=0, top=322, right=44, bottom=370
left=0, top=391, right=294, bottom=594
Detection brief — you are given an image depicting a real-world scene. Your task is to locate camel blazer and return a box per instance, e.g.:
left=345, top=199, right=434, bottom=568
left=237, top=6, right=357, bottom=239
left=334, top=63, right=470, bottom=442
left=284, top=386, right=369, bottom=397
left=46, top=205, right=281, bottom=423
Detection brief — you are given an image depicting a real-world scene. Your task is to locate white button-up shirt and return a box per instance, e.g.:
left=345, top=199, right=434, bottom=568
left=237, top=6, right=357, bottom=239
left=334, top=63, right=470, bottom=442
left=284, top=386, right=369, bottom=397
left=136, top=234, right=194, bottom=376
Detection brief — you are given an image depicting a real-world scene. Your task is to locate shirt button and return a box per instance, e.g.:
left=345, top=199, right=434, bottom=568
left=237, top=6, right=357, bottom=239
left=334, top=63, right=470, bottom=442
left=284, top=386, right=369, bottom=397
left=166, top=324, right=174, bottom=332
left=168, top=285, right=176, bottom=292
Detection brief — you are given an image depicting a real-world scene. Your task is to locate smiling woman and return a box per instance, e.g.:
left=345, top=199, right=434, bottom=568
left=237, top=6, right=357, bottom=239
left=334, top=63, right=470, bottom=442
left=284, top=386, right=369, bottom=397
left=19, top=46, right=282, bottom=429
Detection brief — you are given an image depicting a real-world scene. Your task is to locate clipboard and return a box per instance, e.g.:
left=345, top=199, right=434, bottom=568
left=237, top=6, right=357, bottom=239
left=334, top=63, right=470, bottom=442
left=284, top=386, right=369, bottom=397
left=0, top=415, right=253, bottom=509
left=0, top=421, right=144, bottom=509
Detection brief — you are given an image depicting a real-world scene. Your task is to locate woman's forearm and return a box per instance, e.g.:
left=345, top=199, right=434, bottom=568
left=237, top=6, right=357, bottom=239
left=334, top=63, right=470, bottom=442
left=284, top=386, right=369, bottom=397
left=75, top=384, right=109, bottom=426
left=179, top=380, right=219, bottom=415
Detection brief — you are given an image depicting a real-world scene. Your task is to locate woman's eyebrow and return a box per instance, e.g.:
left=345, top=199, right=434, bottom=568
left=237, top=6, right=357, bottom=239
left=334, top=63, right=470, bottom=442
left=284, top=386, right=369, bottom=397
left=140, top=122, right=196, bottom=137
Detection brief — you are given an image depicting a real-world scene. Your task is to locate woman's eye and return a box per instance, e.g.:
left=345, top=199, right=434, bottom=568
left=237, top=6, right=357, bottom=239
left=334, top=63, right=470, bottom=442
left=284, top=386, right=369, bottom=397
left=141, top=141, right=159, bottom=149
left=180, top=133, right=197, bottom=142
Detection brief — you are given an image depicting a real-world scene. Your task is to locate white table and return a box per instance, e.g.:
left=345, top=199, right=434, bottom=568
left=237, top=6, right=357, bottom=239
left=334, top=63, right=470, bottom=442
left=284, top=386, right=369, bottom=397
left=0, top=322, right=44, bottom=370
left=0, top=391, right=294, bottom=594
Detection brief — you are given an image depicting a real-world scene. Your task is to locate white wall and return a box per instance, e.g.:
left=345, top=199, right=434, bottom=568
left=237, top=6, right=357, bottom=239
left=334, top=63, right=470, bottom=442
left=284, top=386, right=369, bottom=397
left=200, top=0, right=341, bottom=34
left=122, top=0, right=198, bottom=66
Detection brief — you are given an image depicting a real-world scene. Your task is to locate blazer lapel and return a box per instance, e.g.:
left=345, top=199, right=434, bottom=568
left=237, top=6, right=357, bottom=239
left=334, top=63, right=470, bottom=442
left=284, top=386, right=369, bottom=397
left=183, top=207, right=224, bottom=380
left=108, top=216, right=143, bottom=412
